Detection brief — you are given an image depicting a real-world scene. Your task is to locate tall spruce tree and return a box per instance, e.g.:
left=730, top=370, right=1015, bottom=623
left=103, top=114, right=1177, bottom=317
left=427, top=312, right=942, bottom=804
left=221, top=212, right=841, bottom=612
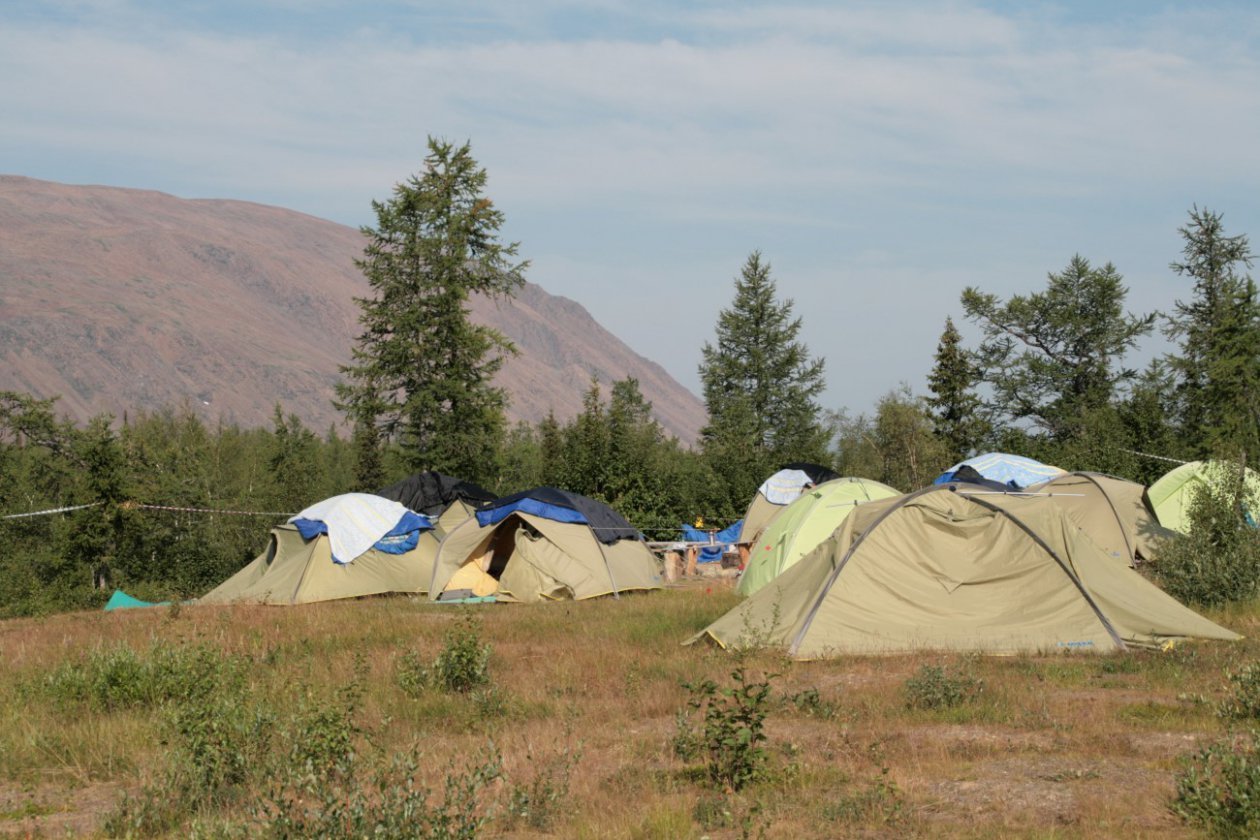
left=961, top=255, right=1154, bottom=441
left=925, top=316, right=988, bottom=463
left=336, top=138, right=526, bottom=486
left=1165, top=206, right=1260, bottom=462
left=699, top=251, right=828, bottom=506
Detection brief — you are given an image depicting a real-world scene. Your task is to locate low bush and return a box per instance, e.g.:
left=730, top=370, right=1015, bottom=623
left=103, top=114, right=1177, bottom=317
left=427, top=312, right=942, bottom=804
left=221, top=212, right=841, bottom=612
left=505, top=743, right=580, bottom=831
left=1156, top=463, right=1260, bottom=606
left=264, top=748, right=501, bottom=839
left=903, top=663, right=983, bottom=711
left=1172, top=732, right=1260, bottom=837
left=434, top=615, right=492, bottom=694
left=676, top=667, right=774, bottom=791
left=34, top=641, right=243, bottom=712
left=1219, top=662, right=1260, bottom=720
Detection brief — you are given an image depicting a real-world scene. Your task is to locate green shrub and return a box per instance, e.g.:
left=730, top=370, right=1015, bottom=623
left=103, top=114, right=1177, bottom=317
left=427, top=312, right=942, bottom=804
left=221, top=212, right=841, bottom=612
left=434, top=616, right=491, bottom=694
left=1219, top=663, right=1260, bottom=721
left=1156, top=463, right=1260, bottom=606
left=677, top=667, right=774, bottom=791
left=787, top=687, right=838, bottom=719
left=287, top=677, right=364, bottom=783
left=904, top=663, right=983, bottom=711
left=1172, top=732, right=1260, bottom=837
left=104, top=693, right=274, bottom=838
left=264, top=749, right=502, bottom=839
left=505, top=744, right=580, bottom=831
left=395, top=647, right=431, bottom=698
left=35, top=641, right=242, bottom=712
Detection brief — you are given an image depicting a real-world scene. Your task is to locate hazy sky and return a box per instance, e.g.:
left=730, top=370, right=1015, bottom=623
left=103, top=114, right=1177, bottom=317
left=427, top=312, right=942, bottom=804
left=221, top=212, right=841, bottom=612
left=5, top=1, right=1260, bottom=420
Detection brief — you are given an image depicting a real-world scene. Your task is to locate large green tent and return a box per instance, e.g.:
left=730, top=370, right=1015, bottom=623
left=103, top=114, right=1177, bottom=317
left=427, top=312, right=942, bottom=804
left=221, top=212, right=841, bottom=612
left=693, top=484, right=1239, bottom=657
left=737, top=477, right=900, bottom=596
left=1148, top=460, right=1260, bottom=534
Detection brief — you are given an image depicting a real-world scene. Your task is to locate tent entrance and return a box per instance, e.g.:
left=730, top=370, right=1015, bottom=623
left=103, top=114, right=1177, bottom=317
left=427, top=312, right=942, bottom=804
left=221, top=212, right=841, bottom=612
left=440, top=515, right=535, bottom=599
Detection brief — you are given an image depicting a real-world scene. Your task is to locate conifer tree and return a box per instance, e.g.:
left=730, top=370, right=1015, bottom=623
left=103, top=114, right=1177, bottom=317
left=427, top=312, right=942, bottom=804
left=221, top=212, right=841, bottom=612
left=336, top=138, right=526, bottom=487
left=699, top=251, right=828, bottom=506
left=561, top=378, right=610, bottom=499
left=1165, top=207, right=1260, bottom=462
left=925, top=316, right=988, bottom=463
left=962, top=255, right=1154, bottom=441
left=537, top=411, right=565, bottom=489
left=351, top=419, right=384, bottom=492
left=267, top=405, right=321, bottom=510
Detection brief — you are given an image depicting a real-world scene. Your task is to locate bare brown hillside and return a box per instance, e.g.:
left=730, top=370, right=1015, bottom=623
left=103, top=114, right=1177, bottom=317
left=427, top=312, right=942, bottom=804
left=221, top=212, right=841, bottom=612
left=0, top=176, right=704, bottom=442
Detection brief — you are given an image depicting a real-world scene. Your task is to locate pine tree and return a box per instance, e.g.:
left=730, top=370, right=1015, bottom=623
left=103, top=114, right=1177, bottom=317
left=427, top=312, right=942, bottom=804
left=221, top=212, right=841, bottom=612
left=962, top=255, right=1154, bottom=441
left=267, top=405, right=323, bottom=511
left=561, top=378, right=610, bottom=499
left=537, top=411, right=565, bottom=489
left=699, top=251, right=829, bottom=505
left=1165, top=206, right=1260, bottom=462
left=336, top=137, right=527, bottom=487
left=351, top=419, right=384, bottom=492
left=925, top=316, right=988, bottom=463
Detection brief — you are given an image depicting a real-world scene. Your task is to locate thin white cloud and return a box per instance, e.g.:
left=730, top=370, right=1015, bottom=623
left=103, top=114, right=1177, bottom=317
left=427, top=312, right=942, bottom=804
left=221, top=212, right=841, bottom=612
left=2, top=1, right=1258, bottom=412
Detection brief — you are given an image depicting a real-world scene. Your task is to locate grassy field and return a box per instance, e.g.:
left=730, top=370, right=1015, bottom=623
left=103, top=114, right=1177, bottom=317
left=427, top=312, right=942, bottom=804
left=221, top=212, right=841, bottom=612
left=0, top=579, right=1255, bottom=838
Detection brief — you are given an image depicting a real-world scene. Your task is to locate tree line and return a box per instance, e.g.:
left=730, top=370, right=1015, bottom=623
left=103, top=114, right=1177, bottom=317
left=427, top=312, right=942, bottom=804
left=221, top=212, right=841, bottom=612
left=0, top=138, right=1255, bottom=616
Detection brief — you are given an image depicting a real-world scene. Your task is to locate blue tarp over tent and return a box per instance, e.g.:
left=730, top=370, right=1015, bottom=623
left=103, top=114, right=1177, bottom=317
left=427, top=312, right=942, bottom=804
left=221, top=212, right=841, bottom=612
left=475, top=487, right=641, bottom=543
left=681, top=519, right=744, bottom=563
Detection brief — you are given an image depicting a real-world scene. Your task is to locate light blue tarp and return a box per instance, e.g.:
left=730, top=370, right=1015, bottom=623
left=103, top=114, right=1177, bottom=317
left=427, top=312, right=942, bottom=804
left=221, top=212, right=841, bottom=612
left=934, top=452, right=1065, bottom=490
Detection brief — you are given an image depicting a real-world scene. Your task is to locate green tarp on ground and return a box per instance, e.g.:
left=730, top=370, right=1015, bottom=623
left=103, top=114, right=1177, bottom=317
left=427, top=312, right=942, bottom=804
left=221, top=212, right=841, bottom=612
left=737, top=477, right=900, bottom=596
left=693, top=484, right=1240, bottom=658
left=104, top=590, right=169, bottom=611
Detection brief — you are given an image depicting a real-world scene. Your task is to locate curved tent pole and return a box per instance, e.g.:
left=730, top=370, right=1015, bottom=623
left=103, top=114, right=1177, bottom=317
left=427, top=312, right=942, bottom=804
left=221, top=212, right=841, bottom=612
left=788, top=485, right=931, bottom=656
left=1077, top=472, right=1135, bottom=563
left=593, top=534, right=620, bottom=600
left=966, top=493, right=1126, bottom=650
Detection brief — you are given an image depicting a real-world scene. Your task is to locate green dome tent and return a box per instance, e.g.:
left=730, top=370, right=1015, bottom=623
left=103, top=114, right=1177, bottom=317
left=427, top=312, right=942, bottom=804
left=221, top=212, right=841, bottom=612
left=736, top=477, right=900, bottom=596
left=692, top=484, right=1239, bottom=658
left=736, top=463, right=840, bottom=548
left=1148, top=460, right=1260, bottom=534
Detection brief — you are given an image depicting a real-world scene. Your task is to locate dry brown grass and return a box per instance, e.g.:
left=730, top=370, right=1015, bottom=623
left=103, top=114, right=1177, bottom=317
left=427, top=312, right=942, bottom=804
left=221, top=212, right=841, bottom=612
left=0, top=581, right=1254, bottom=838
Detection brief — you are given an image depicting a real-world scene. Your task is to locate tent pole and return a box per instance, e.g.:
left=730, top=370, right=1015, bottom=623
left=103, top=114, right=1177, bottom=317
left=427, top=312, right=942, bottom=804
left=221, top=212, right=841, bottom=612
left=595, top=538, right=620, bottom=600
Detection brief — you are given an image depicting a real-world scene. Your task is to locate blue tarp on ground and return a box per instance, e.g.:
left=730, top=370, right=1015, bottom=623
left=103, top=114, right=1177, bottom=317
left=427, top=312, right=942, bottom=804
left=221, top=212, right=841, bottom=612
left=681, top=519, right=744, bottom=563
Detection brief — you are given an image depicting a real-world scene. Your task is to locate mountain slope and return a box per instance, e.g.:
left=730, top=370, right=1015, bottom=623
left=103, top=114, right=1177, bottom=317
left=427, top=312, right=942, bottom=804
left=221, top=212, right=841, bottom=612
left=0, top=176, right=705, bottom=442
